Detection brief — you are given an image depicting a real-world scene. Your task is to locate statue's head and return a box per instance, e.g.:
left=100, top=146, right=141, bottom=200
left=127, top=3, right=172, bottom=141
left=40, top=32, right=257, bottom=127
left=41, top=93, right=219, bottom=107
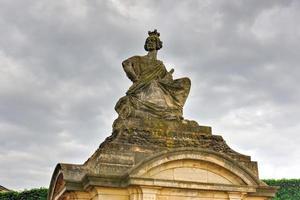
left=144, top=29, right=163, bottom=51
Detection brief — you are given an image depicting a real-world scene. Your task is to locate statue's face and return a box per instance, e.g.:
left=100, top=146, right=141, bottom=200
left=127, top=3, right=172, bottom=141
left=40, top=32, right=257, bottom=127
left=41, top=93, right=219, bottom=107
left=145, top=36, right=157, bottom=51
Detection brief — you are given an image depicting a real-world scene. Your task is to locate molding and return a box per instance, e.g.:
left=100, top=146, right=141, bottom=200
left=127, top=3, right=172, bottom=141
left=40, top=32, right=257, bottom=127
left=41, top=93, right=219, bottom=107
left=128, top=148, right=261, bottom=185
left=128, top=177, right=257, bottom=193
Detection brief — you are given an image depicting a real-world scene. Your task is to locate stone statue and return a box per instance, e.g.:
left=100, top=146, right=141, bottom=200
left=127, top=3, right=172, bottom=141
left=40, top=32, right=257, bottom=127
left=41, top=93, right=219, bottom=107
left=115, top=30, right=191, bottom=121
left=48, top=30, right=277, bottom=200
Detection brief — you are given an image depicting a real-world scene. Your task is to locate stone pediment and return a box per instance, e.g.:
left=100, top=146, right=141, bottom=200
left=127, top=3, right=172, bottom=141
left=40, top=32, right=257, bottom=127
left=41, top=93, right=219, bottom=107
left=126, top=149, right=260, bottom=193
left=130, top=149, right=255, bottom=183
left=48, top=128, right=276, bottom=200
left=49, top=148, right=277, bottom=200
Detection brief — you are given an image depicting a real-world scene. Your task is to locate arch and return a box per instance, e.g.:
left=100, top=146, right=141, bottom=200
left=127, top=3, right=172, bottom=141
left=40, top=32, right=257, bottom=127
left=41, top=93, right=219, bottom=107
left=48, top=164, right=65, bottom=200
left=144, top=159, right=244, bottom=185
left=128, top=148, right=260, bottom=186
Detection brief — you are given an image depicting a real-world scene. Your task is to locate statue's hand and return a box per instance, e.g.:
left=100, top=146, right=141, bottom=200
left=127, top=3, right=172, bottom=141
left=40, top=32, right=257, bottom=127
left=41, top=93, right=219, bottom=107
left=162, top=71, right=173, bottom=82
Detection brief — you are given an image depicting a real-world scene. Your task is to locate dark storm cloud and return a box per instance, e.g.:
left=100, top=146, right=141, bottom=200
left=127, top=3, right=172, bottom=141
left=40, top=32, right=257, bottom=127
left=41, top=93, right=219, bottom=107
left=0, top=0, right=299, bottom=189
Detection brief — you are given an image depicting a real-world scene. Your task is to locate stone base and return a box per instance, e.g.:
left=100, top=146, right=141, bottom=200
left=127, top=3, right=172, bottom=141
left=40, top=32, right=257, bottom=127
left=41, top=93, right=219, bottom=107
left=48, top=118, right=277, bottom=200
left=113, top=117, right=212, bottom=135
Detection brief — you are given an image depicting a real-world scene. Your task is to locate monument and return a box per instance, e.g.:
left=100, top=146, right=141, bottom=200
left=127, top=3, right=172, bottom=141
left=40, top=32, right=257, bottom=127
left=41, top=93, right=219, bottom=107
left=48, top=30, right=277, bottom=200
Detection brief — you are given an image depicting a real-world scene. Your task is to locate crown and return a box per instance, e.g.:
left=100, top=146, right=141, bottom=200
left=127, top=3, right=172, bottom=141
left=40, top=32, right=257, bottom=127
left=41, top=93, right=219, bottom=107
left=148, top=29, right=160, bottom=37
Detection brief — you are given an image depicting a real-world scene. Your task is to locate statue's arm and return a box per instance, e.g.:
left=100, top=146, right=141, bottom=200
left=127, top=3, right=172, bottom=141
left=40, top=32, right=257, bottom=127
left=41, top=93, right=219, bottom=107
left=160, top=62, right=174, bottom=82
left=122, top=57, right=138, bottom=82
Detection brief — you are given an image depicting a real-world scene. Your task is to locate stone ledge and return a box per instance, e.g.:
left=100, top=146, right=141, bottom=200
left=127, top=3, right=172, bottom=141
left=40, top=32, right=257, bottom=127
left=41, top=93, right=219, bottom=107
left=128, top=177, right=257, bottom=193
left=247, top=185, right=280, bottom=198
left=78, top=174, right=258, bottom=193
left=113, top=117, right=212, bottom=135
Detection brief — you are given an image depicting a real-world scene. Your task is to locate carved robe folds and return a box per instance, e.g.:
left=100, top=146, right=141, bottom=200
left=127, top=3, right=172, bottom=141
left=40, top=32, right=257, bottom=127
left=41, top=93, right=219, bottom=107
left=115, top=56, right=190, bottom=120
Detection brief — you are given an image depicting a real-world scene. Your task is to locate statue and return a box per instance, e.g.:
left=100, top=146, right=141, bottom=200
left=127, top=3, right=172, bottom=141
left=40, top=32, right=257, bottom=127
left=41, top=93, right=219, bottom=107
left=48, top=30, right=277, bottom=200
left=115, top=30, right=191, bottom=121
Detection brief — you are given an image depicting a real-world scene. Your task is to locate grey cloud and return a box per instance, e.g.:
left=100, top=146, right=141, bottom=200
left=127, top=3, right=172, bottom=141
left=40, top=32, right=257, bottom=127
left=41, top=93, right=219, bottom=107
left=1, top=0, right=300, bottom=189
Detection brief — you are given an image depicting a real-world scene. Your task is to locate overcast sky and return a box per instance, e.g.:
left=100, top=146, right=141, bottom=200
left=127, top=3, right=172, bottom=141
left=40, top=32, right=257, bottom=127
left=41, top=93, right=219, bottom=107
left=1, top=0, right=300, bottom=190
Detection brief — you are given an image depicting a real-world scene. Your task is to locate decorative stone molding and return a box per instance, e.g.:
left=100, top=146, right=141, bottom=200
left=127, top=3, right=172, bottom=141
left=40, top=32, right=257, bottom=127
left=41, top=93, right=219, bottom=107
left=129, top=149, right=260, bottom=187
left=228, top=192, right=246, bottom=200
left=140, top=187, right=160, bottom=200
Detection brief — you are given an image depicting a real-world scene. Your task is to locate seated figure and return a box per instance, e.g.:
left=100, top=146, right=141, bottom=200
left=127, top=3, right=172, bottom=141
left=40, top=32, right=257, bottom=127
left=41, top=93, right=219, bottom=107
left=115, top=30, right=191, bottom=120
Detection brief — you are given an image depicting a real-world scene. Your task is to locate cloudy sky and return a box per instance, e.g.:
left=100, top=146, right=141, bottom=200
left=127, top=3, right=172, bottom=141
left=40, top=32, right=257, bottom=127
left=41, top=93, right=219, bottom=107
left=1, top=0, right=300, bottom=190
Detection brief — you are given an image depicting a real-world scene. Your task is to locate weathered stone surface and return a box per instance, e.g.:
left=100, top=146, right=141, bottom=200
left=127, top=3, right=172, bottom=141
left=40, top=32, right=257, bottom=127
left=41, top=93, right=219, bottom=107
left=48, top=30, right=277, bottom=200
left=83, top=129, right=258, bottom=178
left=115, top=30, right=190, bottom=122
